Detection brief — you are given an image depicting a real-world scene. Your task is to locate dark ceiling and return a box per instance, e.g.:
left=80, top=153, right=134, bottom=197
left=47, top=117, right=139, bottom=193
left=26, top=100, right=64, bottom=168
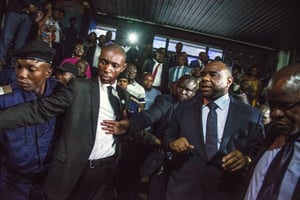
left=90, top=0, right=300, bottom=51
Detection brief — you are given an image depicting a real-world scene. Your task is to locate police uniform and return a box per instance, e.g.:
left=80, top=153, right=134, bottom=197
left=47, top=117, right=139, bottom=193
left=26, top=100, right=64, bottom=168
left=0, top=40, right=58, bottom=199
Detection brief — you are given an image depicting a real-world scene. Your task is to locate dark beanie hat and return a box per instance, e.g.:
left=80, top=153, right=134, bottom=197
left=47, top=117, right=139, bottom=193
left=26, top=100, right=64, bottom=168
left=55, top=62, right=79, bottom=77
left=12, top=39, right=56, bottom=64
left=118, top=71, right=128, bottom=80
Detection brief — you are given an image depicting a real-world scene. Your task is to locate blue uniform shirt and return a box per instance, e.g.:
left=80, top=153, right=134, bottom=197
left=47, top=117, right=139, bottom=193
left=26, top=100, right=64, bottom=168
left=0, top=78, right=58, bottom=176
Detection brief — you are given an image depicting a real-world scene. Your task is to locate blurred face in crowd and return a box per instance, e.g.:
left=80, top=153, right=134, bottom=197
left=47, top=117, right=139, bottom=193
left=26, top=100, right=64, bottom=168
left=126, top=64, right=137, bottom=81
left=142, top=73, right=154, bottom=91
left=15, top=59, right=52, bottom=95
left=73, top=43, right=84, bottom=57
left=175, top=43, right=183, bottom=53
left=192, top=66, right=202, bottom=78
left=177, top=55, right=186, bottom=66
left=175, top=75, right=198, bottom=101
left=267, top=65, right=300, bottom=136
left=249, top=66, right=259, bottom=76
left=117, top=78, right=128, bottom=89
left=76, top=60, right=88, bottom=77
left=88, top=32, right=97, bottom=43
left=98, top=45, right=127, bottom=85
left=56, top=71, right=75, bottom=85
left=200, top=61, right=233, bottom=100
left=53, top=9, right=60, bottom=20
left=106, top=31, right=112, bottom=41
left=240, top=79, right=251, bottom=93
left=155, top=52, right=165, bottom=63
left=199, top=52, right=209, bottom=64
left=98, top=35, right=106, bottom=46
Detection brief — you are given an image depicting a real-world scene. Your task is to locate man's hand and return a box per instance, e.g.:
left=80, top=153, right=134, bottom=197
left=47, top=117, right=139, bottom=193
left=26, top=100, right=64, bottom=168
left=101, top=111, right=129, bottom=134
left=101, top=119, right=129, bottom=134
left=222, top=150, right=249, bottom=171
left=169, top=137, right=194, bottom=153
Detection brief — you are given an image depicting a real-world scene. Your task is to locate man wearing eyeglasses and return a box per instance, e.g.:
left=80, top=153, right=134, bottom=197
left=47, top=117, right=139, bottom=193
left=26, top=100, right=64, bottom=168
left=240, top=63, right=300, bottom=200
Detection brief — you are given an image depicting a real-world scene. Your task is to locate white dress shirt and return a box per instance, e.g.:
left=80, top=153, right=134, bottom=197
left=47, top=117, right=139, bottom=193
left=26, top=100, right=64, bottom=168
left=152, top=59, right=163, bottom=87
left=89, top=78, right=117, bottom=160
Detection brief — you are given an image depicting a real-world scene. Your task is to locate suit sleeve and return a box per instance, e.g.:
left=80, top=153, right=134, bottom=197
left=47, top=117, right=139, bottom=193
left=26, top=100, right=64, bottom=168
left=245, top=111, right=265, bottom=159
left=0, top=79, right=76, bottom=131
left=128, top=95, right=170, bottom=134
left=164, top=104, right=180, bottom=149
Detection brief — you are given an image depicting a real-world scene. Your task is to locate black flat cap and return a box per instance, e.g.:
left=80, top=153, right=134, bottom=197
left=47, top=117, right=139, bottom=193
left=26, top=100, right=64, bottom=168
left=12, top=39, right=56, bottom=64
left=55, top=62, right=79, bottom=77
left=118, top=71, right=128, bottom=80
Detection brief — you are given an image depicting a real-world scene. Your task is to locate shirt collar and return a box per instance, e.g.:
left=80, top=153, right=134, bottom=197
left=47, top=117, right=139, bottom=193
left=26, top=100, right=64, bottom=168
left=153, top=58, right=159, bottom=64
left=129, top=80, right=137, bottom=86
left=203, top=93, right=230, bottom=110
left=98, top=77, right=117, bottom=90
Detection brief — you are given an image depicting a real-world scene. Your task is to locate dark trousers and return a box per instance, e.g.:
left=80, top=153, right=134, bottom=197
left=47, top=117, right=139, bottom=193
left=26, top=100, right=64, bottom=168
left=67, top=155, right=118, bottom=200
left=148, top=172, right=167, bottom=200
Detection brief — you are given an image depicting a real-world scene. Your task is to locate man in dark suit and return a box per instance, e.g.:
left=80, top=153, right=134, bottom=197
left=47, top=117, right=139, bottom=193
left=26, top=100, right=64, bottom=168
left=240, top=63, right=300, bottom=200
left=102, top=75, right=199, bottom=200
left=189, top=51, right=209, bottom=69
left=0, top=44, right=129, bottom=200
left=143, top=50, right=169, bottom=94
left=164, top=61, right=264, bottom=200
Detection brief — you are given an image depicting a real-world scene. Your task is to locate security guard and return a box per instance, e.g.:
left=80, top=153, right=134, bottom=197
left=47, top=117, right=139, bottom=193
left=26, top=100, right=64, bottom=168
left=0, top=39, right=58, bottom=199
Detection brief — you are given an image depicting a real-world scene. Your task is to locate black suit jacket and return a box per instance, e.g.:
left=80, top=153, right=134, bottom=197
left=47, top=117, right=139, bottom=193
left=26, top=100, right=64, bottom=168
left=0, top=78, right=130, bottom=199
left=128, top=94, right=177, bottom=139
left=164, top=93, right=264, bottom=200
left=127, top=95, right=178, bottom=177
left=143, top=59, right=169, bottom=94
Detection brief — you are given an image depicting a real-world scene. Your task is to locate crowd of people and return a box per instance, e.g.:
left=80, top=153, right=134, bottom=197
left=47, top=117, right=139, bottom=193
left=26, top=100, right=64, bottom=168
left=0, top=1, right=300, bottom=200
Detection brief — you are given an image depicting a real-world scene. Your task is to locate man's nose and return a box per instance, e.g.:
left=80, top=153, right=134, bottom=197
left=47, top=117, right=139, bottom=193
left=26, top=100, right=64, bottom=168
left=16, top=68, right=28, bottom=78
left=270, top=108, right=284, bottom=118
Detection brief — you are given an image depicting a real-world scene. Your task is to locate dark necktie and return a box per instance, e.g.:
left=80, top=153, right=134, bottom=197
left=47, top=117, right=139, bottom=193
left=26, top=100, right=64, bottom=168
left=107, top=86, right=121, bottom=120
left=175, top=66, right=181, bottom=81
left=256, top=136, right=299, bottom=200
left=206, top=102, right=218, bottom=160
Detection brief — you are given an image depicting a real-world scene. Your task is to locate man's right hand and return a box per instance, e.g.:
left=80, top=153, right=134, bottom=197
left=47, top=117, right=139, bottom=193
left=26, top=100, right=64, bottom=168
left=169, top=137, right=194, bottom=153
left=101, top=111, right=129, bottom=135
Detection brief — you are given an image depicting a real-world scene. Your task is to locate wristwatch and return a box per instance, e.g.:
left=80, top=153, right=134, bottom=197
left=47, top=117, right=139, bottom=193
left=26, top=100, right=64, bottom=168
left=245, top=155, right=252, bottom=166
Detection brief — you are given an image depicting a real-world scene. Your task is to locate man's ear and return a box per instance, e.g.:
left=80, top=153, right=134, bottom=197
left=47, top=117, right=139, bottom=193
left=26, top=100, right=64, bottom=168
left=227, top=76, right=233, bottom=88
left=121, top=63, right=128, bottom=72
left=45, top=67, right=53, bottom=78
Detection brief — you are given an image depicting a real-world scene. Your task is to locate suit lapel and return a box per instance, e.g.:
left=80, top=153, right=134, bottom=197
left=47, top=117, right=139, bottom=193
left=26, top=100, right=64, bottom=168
left=90, top=79, right=100, bottom=139
left=193, top=97, right=207, bottom=158
left=219, top=97, right=238, bottom=153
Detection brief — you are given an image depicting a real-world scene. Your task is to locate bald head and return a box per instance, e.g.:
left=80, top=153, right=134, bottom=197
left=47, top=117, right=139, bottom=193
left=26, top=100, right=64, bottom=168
left=268, top=63, right=300, bottom=95
left=267, top=63, right=300, bottom=136
left=102, top=44, right=126, bottom=58
left=175, top=75, right=198, bottom=101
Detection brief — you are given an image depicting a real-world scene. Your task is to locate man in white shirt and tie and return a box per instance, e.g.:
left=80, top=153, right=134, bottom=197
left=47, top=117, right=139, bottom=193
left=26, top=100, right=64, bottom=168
left=143, top=50, right=169, bottom=94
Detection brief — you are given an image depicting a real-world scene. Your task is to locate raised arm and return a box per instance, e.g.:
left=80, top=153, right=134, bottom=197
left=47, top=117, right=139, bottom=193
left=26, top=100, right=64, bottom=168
left=0, top=80, right=76, bottom=131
